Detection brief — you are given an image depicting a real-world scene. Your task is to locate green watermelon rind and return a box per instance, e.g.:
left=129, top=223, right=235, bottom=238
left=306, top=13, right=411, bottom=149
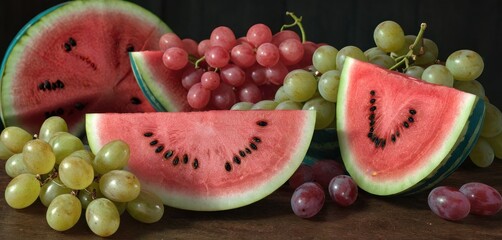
left=129, top=52, right=168, bottom=112
left=337, top=57, right=483, bottom=196
left=0, top=0, right=171, bottom=130
left=85, top=110, right=317, bottom=211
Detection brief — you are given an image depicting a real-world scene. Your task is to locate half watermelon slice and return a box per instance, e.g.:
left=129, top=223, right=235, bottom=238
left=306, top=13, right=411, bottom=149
left=337, top=58, right=485, bottom=196
left=0, top=0, right=170, bottom=135
left=86, top=110, right=316, bottom=211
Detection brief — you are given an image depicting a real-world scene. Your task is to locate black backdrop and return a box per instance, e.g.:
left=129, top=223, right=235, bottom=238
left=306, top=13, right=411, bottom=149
left=1, top=0, right=501, bottom=111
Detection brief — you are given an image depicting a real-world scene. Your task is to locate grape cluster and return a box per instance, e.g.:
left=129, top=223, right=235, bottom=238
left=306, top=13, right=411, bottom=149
left=159, top=12, right=317, bottom=110
left=428, top=182, right=502, bottom=221
left=289, top=159, right=359, bottom=218
left=0, top=116, right=164, bottom=237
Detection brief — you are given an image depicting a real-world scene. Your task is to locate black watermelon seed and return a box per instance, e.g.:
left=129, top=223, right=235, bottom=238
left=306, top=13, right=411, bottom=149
left=193, top=159, right=199, bottom=169
left=56, top=79, right=64, bottom=89
left=253, top=137, right=261, bottom=143
left=143, top=132, right=153, bottom=137
left=403, top=122, right=409, bottom=128
left=256, top=121, right=268, bottom=127
left=380, top=139, right=386, bottom=149
left=369, top=114, right=375, bottom=120
left=126, top=44, right=135, bottom=52
left=245, top=148, right=252, bottom=154
left=370, top=120, right=375, bottom=126
left=408, top=117, right=414, bottom=122
left=64, top=43, right=72, bottom=52
left=38, top=82, right=45, bottom=90
left=155, top=145, right=164, bottom=153
left=374, top=138, right=381, bottom=147
left=68, top=37, right=76, bottom=46
left=225, top=162, right=232, bottom=171
left=149, top=140, right=158, bottom=146
left=74, top=102, right=85, bottom=110
left=409, top=109, right=416, bottom=115
left=183, top=154, right=189, bottom=164
left=396, top=131, right=400, bottom=137
left=172, top=156, right=179, bottom=165
left=239, top=150, right=246, bottom=157
left=370, top=98, right=376, bottom=104
left=163, top=150, right=173, bottom=159
left=250, top=142, right=257, bottom=150
left=391, top=134, right=396, bottom=142
left=44, top=80, right=51, bottom=90
left=370, top=90, right=375, bottom=95
left=369, top=127, right=374, bottom=132
left=51, top=82, right=57, bottom=89
left=130, top=97, right=142, bottom=105
left=367, top=132, right=373, bottom=138
left=233, top=155, right=241, bottom=164
left=370, top=106, right=377, bottom=111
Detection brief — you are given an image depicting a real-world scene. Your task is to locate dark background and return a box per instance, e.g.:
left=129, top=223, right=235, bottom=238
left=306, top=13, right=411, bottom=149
left=1, top=0, right=501, bottom=109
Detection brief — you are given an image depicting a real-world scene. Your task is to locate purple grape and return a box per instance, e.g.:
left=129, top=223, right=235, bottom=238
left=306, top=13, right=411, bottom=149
left=459, top=182, right=502, bottom=216
left=288, top=164, right=313, bottom=189
left=328, top=175, right=358, bottom=207
left=428, top=186, right=470, bottom=221
left=311, top=159, right=345, bottom=190
left=291, top=182, right=325, bottom=218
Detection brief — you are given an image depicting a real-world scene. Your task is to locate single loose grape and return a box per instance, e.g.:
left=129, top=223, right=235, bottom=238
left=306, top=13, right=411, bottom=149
left=428, top=186, right=470, bottom=221
left=459, top=182, right=502, bottom=216
left=446, top=49, right=484, bottom=81
left=291, top=182, right=325, bottom=218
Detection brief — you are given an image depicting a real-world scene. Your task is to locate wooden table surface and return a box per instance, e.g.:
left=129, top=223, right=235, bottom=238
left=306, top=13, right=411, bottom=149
left=1, top=159, right=501, bottom=240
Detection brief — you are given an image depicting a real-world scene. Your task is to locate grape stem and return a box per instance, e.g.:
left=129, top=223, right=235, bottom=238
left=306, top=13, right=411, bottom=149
left=194, top=56, right=205, bottom=69
left=281, top=12, right=307, bottom=43
left=389, top=23, right=427, bottom=71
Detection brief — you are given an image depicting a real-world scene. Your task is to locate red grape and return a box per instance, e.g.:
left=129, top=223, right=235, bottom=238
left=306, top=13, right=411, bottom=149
left=428, top=186, right=471, bottom=221
left=328, top=175, right=358, bottom=207
left=311, top=159, right=345, bottom=190
left=288, top=164, right=313, bottom=189
left=279, top=38, right=304, bottom=66
left=159, top=32, right=184, bottom=51
left=271, top=30, right=301, bottom=47
left=459, top=182, right=502, bottom=216
left=200, top=71, right=221, bottom=91
left=210, top=26, right=236, bottom=51
left=291, top=182, right=325, bottom=218
left=256, top=43, right=280, bottom=67
left=182, top=38, right=199, bottom=57
left=162, top=47, right=188, bottom=70
left=231, top=44, right=256, bottom=68
left=181, top=66, right=203, bottom=90
left=210, top=83, right=236, bottom=110
left=220, top=64, right=246, bottom=87
left=205, top=46, right=230, bottom=68
left=197, top=39, right=211, bottom=56
left=246, top=23, right=273, bottom=48
left=237, top=81, right=262, bottom=103
left=187, top=83, right=211, bottom=109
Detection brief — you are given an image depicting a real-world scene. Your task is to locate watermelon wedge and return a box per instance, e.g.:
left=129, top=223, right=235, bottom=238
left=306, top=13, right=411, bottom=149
left=337, top=58, right=485, bottom=196
left=0, top=0, right=170, bottom=135
left=129, top=51, right=191, bottom=112
left=86, top=110, right=316, bottom=211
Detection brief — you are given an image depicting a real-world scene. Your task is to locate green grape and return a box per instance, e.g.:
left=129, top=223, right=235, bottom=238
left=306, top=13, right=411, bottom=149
left=368, top=54, right=396, bottom=69
left=86, top=198, right=120, bottom=237
left=404, top=65, right=425, bottom=79
left=469, top=137, right=494, bottom=168
left=230, top=102, right=254, bottom=110
left=302, top=97, right=336, bottom=129
left=58, top=156, right=95, bottom=190
left=486, top=132, right=502, bottom=159
left=22, top=139, right=56, bottom=175
left=92, top=140, right=130, bottom=175
left=49, top=132, right=84, bottom=164
left=453, top=79, right=486, bottom=97
left=68, top=149, right=95, bottom=163
left=312, top=45, right=338, bottom=73
left=336, top=46, right=367, bottom=71
left=126, top=190, right=165, bottom=224
left=40, top=177, right=73, bottom=207
left=421, top=64, right=454, bottom=87
left=364, top=46, right=387, bottom=60
left=445, top=49, right=484, bottom=81
left=373, top=20, right=405, bottom=53
left=79, top=182, right=104, bottom=209
left=283, top=69, right=318, bottom=102
left=275, top=100, right=303, bottom=110
left=480, top=102, right=502, bottom=138
left=251, top=100, right=279, bottom=110
left=317, top=70, right=341, bottom=102
left=38, top=116, right=68, bottom=142
left=5, top=173, right=41, bottom=209
left=1, top=126, right=33, bottom=153
left=392, top=35, right=416, bottom=56
left=99, top=170, right=141, bottom=202
left=274, top=86, right=290, bottom=103
left=413, top=38, right=438, bottom=66
left=46, top=193, right=82, bottom=231
left=5, top=153, right=30, bottom=178
left=0, top=140, right=14, bottom=161
left=114, top=201, right=127, bottom=215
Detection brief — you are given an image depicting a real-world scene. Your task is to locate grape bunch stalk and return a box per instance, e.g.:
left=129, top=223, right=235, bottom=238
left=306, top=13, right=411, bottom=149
left=0, top=116, right=165, bottom=237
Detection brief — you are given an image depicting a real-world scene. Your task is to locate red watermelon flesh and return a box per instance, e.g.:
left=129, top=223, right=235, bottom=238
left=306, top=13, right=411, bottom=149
left=337, top=58, right=484, bottom=196
left=0, top=0, right=170, bottom=135
left=86, top=110, right=316, bottom=211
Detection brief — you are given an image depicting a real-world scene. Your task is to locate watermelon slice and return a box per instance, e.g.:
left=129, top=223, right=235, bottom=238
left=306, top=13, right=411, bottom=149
left=86, top=110, right=316, bottom=211
left=0, top=0, right=170, bottom=135
left=129, top=51, right=191, bottom=112
left=337, top=58, right=485, bottom=196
